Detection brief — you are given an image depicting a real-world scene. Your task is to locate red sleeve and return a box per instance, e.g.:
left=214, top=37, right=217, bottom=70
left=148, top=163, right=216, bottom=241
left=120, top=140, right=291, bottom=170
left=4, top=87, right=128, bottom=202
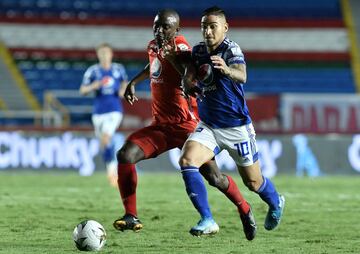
left=175, top=35, right=191, bottom=52
left=175, top=35, right=192, bottom=62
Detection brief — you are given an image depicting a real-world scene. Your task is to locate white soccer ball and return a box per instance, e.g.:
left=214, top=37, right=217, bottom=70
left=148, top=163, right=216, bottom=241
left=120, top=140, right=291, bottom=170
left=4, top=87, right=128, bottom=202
left=73, top=220, right=106, bottom=251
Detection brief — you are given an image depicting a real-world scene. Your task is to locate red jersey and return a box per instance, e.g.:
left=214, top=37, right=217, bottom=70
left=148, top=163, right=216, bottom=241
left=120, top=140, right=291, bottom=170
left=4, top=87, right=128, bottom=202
left=147, top=35, right=197, bottom=124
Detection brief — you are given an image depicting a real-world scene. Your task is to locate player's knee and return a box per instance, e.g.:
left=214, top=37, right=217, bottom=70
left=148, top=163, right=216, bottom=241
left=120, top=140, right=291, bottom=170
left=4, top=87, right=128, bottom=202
left=116, top=148, right=135, bottom=164
left=178, top=155, right=194, bottom=168
left=100, top=134, right=111, bottom=147
left=244, top=180, right=261, bottom=192
left=116, top=149, right=127, bottom=163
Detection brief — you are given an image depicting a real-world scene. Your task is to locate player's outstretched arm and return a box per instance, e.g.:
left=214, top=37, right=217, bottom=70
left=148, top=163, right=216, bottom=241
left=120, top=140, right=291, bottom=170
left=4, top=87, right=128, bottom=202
left=124, top=64, right=150, bottom=105
left=118, top=80, right=128, bottom=98
left=210, top=55, right=247, bottom=83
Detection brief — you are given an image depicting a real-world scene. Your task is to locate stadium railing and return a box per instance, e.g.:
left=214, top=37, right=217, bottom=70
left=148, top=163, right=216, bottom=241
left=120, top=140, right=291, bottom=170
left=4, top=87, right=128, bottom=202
left=0, top=109, right=64, bottom=127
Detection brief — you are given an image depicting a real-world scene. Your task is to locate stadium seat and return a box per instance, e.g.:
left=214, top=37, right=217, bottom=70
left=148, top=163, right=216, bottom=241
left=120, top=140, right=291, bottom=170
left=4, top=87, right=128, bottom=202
left=4, top=0, right=354, bottom=127
left=0, top=0, right=342, bottom=19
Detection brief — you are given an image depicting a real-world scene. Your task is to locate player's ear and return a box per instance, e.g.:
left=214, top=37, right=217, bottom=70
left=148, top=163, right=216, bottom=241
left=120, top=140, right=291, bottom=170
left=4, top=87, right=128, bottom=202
left=224, top=22, right=229, bottom=33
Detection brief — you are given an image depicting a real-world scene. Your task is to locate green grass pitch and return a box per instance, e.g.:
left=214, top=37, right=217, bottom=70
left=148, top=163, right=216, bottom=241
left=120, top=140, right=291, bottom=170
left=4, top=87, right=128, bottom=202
left=0, top=171, right=359, bottom=254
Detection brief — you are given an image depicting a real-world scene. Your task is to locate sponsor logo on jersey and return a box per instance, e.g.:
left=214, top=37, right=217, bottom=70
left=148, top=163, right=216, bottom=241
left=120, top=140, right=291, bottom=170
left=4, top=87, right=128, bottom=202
left=151, top=58, right=162, bottom=78
left=197, top=64, right=213, bottom=86
left=101, top=76, right=114, bottom=87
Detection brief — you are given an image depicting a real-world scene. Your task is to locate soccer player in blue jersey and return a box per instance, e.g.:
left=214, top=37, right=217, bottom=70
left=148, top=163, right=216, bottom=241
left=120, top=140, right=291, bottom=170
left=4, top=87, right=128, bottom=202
left=80, top=43, right=128, bottom=186
left=180, top=6, right=285, bottom=232
left=112, top=9, right=256, bottom=240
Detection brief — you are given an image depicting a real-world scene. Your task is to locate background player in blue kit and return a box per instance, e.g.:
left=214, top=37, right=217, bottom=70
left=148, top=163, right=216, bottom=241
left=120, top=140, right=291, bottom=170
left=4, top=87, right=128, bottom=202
left=80, top=43, right=128, bottom=186
left=180, top=6, right=285, bottom=231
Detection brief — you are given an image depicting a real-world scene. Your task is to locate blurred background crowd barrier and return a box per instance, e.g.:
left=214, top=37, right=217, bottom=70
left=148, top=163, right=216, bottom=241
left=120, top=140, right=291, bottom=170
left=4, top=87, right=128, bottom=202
left=0, top=0, right=360, bottom=176
left=1, top=131, right=360, bottom=177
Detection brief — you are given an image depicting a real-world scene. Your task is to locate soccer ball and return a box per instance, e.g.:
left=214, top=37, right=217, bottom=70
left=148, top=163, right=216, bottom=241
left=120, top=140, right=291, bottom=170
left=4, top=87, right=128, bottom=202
left=73, top=220, right=106, bottom=251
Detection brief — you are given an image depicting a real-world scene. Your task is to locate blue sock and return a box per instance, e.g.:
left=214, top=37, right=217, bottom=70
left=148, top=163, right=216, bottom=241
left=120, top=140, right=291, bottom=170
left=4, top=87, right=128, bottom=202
left=181, top=166, right=212, bottom=219
left=102, top=143, right=115, bottom=163
left=257, top=177, right=280, bottom=210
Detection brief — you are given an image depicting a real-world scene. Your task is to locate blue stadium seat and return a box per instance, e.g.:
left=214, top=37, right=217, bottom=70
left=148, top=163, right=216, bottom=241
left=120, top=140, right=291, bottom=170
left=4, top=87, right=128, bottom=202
left=5, top=0, right=351, bottom=127
left=0, top=0, right=342, bottom=19
left=247, top=68, right=355, bottom=93
left=19, top=59, right=355, bottom=104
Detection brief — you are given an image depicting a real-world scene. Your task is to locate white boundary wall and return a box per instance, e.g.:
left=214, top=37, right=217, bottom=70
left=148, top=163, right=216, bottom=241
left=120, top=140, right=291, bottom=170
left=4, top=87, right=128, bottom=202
left=0, top=23, right=348, bottom=52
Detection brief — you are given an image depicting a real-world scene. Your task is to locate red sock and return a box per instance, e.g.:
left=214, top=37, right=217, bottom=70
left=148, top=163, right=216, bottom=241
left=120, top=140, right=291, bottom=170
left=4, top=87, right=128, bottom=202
left=117, top=163, right=137, bottom=217
left=224, top=175, right=250, bottom=215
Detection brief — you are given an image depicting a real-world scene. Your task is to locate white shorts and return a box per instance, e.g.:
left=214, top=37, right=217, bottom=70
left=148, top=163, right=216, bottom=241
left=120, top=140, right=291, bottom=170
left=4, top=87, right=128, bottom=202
left=91, top=112, right=123, bottom=138
left=186, top=121, right=259, bottom=167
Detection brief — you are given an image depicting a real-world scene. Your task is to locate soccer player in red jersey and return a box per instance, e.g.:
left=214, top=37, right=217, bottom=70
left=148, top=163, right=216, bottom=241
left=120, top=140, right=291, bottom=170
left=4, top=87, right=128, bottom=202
left=113, top=9, right=256, bottom=239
